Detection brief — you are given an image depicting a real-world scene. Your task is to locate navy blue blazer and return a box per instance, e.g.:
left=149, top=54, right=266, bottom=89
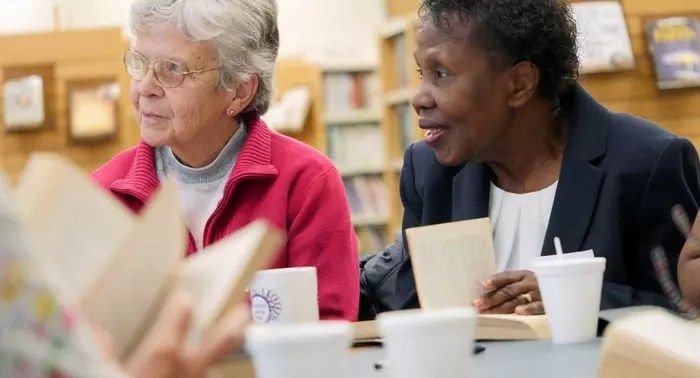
left=388, top=85, right=700, bottom=311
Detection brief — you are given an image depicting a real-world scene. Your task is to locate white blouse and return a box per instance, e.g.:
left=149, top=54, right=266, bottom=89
left=489, top=181, right=558, bottom=271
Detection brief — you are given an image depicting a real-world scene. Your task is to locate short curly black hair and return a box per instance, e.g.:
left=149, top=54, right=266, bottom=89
left=419, top=0, right=579, bottom=100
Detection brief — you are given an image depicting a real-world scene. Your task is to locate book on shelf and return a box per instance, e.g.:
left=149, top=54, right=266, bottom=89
left=392, top=33, right=410, bottom=89
left=323, top=71, right=380, bottom=115
left=327, top=123, right=385, bottom=173
left=262, top=85, right=312, bottom=133
left=5, top=153, right=285, bottom=361
left=395, top=102, right=415, bottom=152
left=598, top=309, right=700, bottom=378
left=571, top=1, right=634, bottom=74
left=646, top=16, right=700, bottom=90
left=343, top=175, right=389, bottom=222
left=352, top=313, right=550, bottom=342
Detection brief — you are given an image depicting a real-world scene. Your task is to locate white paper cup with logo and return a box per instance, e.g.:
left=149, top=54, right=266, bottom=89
left=249, top=267, right=319, bottom=324
left=532, top=256, right=606, bottom=344
left=245, top=321, right=352, bottom=378
left=377, top=307, right=476, bottom=378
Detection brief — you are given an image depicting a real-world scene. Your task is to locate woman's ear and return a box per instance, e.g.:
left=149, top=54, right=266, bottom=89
left=226, top=75, right=259, bottom=116
left=507, top=62, right=539, bottom=108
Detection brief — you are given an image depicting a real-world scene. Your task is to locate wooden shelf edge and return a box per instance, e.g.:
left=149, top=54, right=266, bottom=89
left=322, top=62, right=377, bottom=73
left=339, top=165, right=386, bottom=177
left=379, top=18, right=409, bottom=38
left=383, top=87, right=415, bottom=105
left=352, top=214, right=390, bottom=227
left=325, top=109, right=382, bottom=125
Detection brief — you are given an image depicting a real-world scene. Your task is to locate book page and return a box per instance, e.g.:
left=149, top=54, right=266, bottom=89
left=406, top=218, right=497, bottom=309
left=14, top=153, right=135, bottom=302
left=610, top=310, right=700, bottom=365
left=80, top=181, right=186, bottom=357
left=173, top=220, right=285, bottom=343
left=477, top=314, right=551, bottom=340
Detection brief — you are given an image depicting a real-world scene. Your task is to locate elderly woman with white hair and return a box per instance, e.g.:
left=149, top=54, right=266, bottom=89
left=93, top=0, right=359, bottom=322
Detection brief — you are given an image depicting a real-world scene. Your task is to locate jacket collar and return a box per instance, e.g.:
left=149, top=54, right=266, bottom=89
left=452, top=84, right=610, bottom=254
left=110, top=113, right=279, bottom=203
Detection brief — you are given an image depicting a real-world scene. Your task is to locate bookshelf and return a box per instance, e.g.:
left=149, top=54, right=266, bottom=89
left=321, top=63, right=390, bottom=254
left=378, top=15, right=422, bottom=238
left=270, top=60, right=325, bottom=152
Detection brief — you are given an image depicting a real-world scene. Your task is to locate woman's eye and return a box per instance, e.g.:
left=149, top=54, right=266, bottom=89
left=162, top=61, right=182, bottom=74
left=436, top=70, right=448, bottom=78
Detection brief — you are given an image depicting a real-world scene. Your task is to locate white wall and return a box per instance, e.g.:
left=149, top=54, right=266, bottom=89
left=277, top=0, right=384, bottom=65
left=56, top=0, right=131, bottom=31
left=0, top=0, right=384, bottom=66
left=0, top=0, right=56, bottom=35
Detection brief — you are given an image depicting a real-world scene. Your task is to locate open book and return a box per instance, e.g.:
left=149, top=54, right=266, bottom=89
left=393, top=219, right=550, bottom=341
left=352, top=314, right=550, bottom=342
left=598, top=310, right=700, bottom=378
left=405, top=218, right=498, bottom=309
left=12, top=153, right=285, bottom=358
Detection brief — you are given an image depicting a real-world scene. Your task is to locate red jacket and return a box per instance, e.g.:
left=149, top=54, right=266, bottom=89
left=92, top=115, right=359, bottom=321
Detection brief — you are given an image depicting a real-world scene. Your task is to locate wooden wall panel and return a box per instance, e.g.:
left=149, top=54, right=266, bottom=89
left=0, top=29, right=137, bottom=184
left=386, top=0, right=420, bottom=18
left=579, top=0, right=700, bottom=146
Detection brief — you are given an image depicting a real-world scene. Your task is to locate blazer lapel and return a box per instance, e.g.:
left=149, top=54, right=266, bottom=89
left=541, top=84, right=610, bottom=256
left=542, top=161, right=604, bottom=255
left=452, top=163, right=491, bottom=221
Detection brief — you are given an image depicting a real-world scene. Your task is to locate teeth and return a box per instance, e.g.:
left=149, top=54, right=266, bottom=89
left=425, top=128, right=436, bottom=137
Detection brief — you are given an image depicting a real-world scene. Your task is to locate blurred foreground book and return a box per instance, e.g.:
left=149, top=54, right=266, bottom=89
left=598, top=309, right=700, bottom=378
left=0, top=153, right=284, bottom=374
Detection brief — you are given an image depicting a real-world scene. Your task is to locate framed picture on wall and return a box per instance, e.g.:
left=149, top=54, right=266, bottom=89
left=571, top=1, right=635, bottom=74
left=67, top=79, right=120, bottom=143
left=3, top=75, right=46, bottom=131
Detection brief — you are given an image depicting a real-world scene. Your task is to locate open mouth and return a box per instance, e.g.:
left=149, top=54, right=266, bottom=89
left=424, top=128, right=446, bottom=145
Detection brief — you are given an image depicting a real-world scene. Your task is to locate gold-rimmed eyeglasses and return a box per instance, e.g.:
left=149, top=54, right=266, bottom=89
left=123, top=50, right=220, bottom=88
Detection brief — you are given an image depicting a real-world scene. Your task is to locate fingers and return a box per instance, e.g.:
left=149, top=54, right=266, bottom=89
left=474, top=281, right=534, bottom=311
left=480, top=294, right=530, bottom=314
left=196, top=303, right=251, bottom=369
left=481, top=271, right=527, bottom=291
left=474, top=271, right=540, bottom=311
left=89, top=323, right=118, bottom=362
left=515, top=301, right=545, bottom=315
left=681, top=211, right=700, bottom=260
left=691, top=211, right=700, bottom=236
left=126, top=290, right=193, bottom=376
left=151, top=290, right=194, bottom=345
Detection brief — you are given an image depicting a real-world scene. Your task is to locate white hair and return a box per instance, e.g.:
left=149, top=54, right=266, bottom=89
left=130, top=0, right=279, bottom=115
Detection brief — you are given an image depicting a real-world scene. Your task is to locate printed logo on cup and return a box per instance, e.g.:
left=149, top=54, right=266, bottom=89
left=251, top=288, right=282, bottom=323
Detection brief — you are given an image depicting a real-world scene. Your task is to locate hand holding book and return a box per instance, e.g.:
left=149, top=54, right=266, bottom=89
left=1, top=153, right=284, bottom=376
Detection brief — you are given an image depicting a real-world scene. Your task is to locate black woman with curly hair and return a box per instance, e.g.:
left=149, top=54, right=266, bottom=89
left=359, top=0, right=700, bottom=318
